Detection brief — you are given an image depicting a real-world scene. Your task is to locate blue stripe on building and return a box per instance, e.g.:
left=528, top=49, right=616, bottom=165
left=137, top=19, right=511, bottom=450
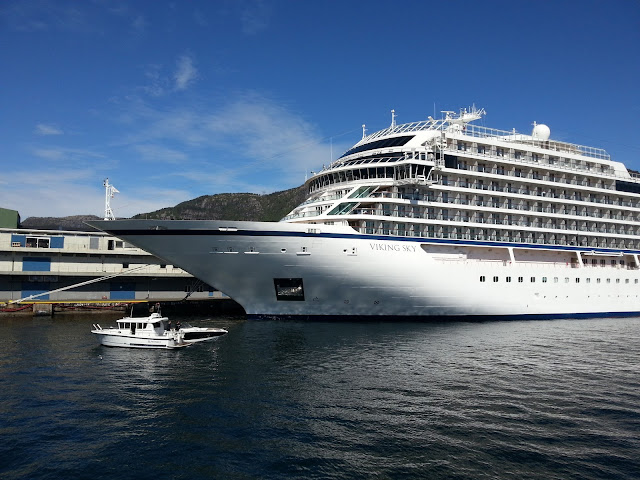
left=22, top=257, right=52, bottom=271
left=21, top=281, right=50, bottom=300
left=110, top=281, right=136, bottom=300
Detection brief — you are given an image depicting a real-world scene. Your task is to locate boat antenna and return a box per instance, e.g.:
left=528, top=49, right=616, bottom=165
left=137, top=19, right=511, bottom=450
left=103, top=178, right=119, bottom=220
left=362, top=124, right=366, bottom=140
left=391, top=109, right=396, bottom=128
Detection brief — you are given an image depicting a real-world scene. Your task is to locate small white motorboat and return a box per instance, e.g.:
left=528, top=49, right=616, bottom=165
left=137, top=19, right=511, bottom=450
left=91, top=311, right=187, bottom=349
left=178, top=322, right=228, bottom=343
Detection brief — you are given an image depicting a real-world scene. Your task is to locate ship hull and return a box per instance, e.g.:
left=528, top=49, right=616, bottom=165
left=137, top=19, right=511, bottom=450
left=90, top=219, right=640, bottom=321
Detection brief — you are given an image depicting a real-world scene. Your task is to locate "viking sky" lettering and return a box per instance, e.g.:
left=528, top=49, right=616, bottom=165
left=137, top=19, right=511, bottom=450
left=369, top=243, right=416, bottom=252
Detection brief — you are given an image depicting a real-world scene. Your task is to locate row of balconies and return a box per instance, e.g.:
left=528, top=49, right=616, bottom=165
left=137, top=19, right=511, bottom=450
left=352, top=209, right=638, bottom=236
left=356, top=222, right=639, bottom=249
left=434, top=179, right=638, bottom=208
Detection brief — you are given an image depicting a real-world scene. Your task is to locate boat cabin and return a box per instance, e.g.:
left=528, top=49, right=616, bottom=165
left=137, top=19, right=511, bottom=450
left=115, top=313, right=169, bottom=335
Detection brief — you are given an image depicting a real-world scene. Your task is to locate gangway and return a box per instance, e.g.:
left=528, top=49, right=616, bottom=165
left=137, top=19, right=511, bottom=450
left=6, top=264, right=150, bottom=305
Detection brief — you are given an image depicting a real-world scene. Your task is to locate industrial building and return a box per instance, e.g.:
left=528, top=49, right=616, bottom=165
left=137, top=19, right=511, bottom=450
left=0, top=226, right=225, bottom=303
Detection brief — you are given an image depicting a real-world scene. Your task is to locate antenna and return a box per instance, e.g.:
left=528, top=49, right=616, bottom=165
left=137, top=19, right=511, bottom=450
left=391, top=109, right=396, bottom=128
left=103, top=178, right=119, bottom=220
left=362, top=124, right=366, bottom=140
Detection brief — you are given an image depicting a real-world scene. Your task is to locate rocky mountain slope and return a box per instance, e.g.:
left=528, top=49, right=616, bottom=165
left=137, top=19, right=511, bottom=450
left=19, top=186, right=307, bottom=231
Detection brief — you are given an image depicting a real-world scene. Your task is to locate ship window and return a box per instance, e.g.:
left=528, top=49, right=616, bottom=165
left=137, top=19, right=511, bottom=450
left=565, top=277, right=570, bottom=283
left=625, top=279, right=629, bottom=284
left=554, top=277, right=558, bottom=283
left=542, top=277, right=547, bottom=283
left=506, top=277, right=511, bottom=283
left=480, top=276, right=485, bottom=282
left=339, top=135, right=414, bottom=158
left=576, top=278, right=580, bottom=283
left=606, top=279, right=611, bottom=284
left=518, top=277, right=523, bottom=283
left=597, top=278, right=601, bottom=284
left=530, top=277, right=536, bottom=283
left=493, top=276, right=498, bottom=282
left=616, top=278, right=620, bottom=284
left=274, top=278, right=305, bottom=301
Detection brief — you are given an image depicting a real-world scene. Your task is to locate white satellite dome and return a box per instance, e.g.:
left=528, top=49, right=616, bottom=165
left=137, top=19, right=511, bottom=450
left=531, top=122, right=550, bottom=141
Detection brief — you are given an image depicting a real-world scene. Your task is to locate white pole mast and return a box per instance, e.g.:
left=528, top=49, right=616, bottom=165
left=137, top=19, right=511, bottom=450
left=103, top=178, right=119, bottom=220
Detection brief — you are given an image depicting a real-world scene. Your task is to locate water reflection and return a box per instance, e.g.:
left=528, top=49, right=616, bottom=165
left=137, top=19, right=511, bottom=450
left=1, top=314, right=639, bottom=480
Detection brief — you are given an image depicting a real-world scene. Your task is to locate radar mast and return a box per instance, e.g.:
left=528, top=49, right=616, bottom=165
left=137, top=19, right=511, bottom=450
left=103, top=178, right=119, bottom=220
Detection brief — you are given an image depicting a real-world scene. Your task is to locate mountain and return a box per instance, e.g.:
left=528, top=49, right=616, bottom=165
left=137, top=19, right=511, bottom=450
left=132, top=186, right=306, bottom=221
left=20, top=215, right=103, bottom=231
left=19, top=186, right=307, bottom=230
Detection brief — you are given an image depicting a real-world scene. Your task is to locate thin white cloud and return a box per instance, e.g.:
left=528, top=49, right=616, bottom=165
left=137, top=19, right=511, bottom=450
left=0, top=166, right=193, bottom=220
left=174, top=54, right=198, bottom=91
left=113, top=91, right=337, bottom=188
left=36, top=123, right=63, bottom=135
left=134, top=144, right=188, bottom=164
left=30, top=146, right=106, bottom=162
left=240, top=0, right=271, bottom=35
left=132, top=15, right=147, bottom=33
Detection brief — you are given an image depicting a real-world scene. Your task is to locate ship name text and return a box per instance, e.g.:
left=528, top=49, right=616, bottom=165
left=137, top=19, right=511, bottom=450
left=369, top=243, right=416, bottom=253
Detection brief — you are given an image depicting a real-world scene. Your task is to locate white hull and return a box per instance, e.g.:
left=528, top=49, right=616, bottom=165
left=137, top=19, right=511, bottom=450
left=90, top=107, right=640, bottom=321
left=93, top=330, right=186, bottom=349
left=181, top=327, right=228, bottom=343
left=90, top=219, right=640, bottom=320
left=91, top=312, right=187, bottom=348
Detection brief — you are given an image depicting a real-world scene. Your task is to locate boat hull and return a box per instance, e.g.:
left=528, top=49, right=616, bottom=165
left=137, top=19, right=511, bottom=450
left=92, top=331, right=186, bottom=349
left=89, top=219, right=640, bottom=321
left=181, top=328, right=228, bottom=343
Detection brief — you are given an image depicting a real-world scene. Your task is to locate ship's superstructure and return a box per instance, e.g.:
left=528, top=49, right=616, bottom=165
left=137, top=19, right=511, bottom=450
left=90, top=108, right=640, bottom=320
left=287, top=107, right=640, bottom=252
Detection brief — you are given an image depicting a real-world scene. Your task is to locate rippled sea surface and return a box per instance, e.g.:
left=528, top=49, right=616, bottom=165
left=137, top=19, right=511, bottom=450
left=1, top=313, right=639, bottom=479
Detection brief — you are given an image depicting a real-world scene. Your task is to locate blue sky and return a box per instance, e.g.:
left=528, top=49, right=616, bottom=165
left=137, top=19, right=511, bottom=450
left=1, top=0, right=639, bottom=220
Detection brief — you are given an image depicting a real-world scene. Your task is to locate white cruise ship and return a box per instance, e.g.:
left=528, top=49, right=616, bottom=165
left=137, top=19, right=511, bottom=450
left=90, top=107, right=640, bottom=320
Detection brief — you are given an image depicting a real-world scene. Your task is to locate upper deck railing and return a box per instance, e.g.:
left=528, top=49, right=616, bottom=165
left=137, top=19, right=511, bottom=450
left=355, top=117, right=610, bottom=162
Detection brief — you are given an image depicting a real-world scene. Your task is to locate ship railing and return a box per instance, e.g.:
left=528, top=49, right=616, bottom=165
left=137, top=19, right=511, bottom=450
left=440, top=145, right=624, bottom=179
left=361, top=119, right=610, bottom=161
left=281, top=211, right=323, bottom=221
left=297, top=193, right=345, bottom=207
left=433, top=180, right=640, bottom=208
left=446, top=123, right=610, bottom=161
left=350, top=226, right=639, bottom=248
left=360, top=119, right=446, bottom=143
left=350, top=213, right=640, bottom=236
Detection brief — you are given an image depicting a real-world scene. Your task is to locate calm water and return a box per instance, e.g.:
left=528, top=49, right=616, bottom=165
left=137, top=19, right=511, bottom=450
left=0, top=313, right=639, bottom=479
